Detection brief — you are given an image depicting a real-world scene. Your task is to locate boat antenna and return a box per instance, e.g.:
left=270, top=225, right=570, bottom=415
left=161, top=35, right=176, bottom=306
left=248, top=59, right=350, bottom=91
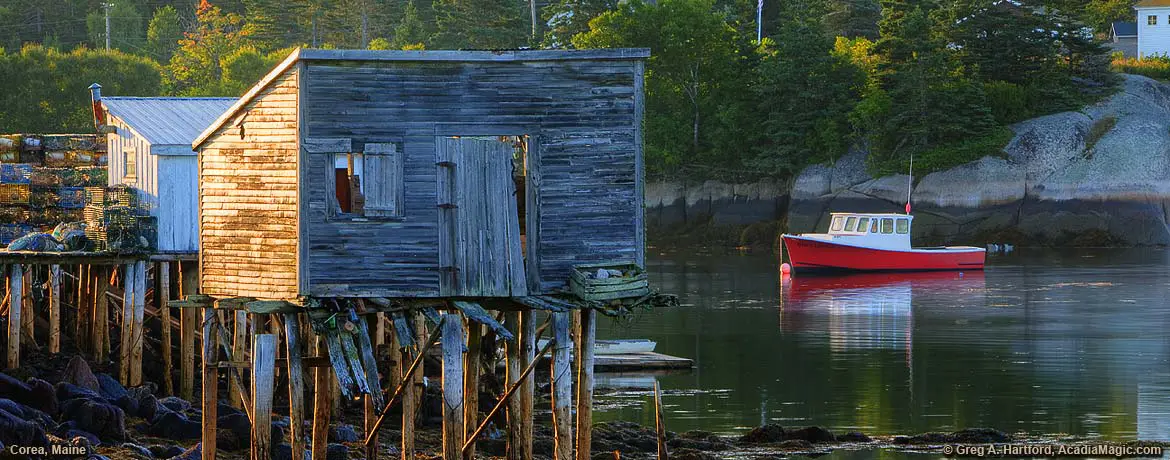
left=905, top=154, right=913, bottom=214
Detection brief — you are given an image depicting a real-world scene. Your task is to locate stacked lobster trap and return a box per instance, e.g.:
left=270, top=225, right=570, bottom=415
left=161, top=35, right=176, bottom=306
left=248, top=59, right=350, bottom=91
left=0, top=133, right=152, bottom=252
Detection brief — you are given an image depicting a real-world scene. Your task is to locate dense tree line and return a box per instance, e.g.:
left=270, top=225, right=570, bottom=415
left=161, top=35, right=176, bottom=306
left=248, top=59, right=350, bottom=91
left=0, top=0, right=1126, bottom=177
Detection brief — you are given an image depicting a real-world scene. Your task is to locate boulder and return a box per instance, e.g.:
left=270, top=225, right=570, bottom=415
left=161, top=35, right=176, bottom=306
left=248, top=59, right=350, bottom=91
left=0, top=398, right=53, bottom=426
left=951, top=428, right=1011, bottom=443
left=329, top=423, right=360, bottom=443
left=157, top=396, right=192, bottom=413
left=838, top=431, right=873, bottom=443
left=327, top=442, right=349, bottom=460
left=667, top=430, right=731, bottom=451
left=26, top=377, right=58, bottom=415
left=95, top=373, right=128, bottom=401
left=167, top=443, right=201, bottom=460
left=784, top=426, right=836, bottom=443
left=149, top=445, right=185, bottom=458
left=670, top=448, right=720, bottom=460
left=0, top=407, right=49, bottom=449
left=58, top=428, right=101, bottom=447
left=59, top=397, right=126, bottom=442
left=216, top=411, right=251, bottom=451
left=60, top=356, right=101, bottom=392
left=56, top=382, right=104, bottom=402
left=739, top=424, right=785, bottom=444
left=121, top=442, right=154, bottom=458
left=148, top=411, right=201, bottom=441
left=0, top=372, right=34, bottom=406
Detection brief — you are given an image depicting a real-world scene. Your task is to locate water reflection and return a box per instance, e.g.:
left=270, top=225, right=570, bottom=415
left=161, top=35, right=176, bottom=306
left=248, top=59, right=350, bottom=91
left=594, top=249, right=1170, bottom=440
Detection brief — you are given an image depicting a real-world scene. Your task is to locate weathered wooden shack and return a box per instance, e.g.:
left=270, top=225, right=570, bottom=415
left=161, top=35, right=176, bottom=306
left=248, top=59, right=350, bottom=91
left=192, top=48, right=648, bottom=300
left=95, top=91, right=236, bottom=254
left=185, top=48, right=654, bottom=460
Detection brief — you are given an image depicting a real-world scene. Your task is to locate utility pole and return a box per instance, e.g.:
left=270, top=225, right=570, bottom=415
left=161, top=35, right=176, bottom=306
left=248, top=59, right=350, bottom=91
left=530, top=0, right=537, bottom=41
left=103, top=2, right=113, bottom=50
left=757, top=0, right=763, bottom=42
left=361, top=11, right=369, bottom=48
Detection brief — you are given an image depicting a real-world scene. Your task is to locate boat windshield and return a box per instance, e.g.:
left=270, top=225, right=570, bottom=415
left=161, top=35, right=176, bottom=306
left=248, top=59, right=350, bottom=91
left=896, top=218, right=909, bottom=234
left=881, top=218, right=894, bottom=233
left=844, top=216, right=857, bottom=232
left=831, top=216, right=844, bottom=231
left=856, top=217, right=869, bottom=233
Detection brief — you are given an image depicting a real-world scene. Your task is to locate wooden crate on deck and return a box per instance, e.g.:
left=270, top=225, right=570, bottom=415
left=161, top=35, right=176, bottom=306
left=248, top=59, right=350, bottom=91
left=569, top=261, right=649, bottom=301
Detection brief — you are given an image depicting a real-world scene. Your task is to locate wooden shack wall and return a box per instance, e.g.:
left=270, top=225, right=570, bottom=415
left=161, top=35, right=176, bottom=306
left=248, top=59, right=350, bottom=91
left=198, top=68, right=300, bottom=299
left=300, top=59, right=640, bottom=296
left=106, top=117, right=200, bottom=253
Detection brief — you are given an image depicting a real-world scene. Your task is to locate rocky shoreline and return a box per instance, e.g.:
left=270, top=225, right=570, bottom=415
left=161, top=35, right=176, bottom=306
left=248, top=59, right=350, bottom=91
left=648, top=74, right=1170, bottom=248
left=2, top=354, right=1167, bottom=460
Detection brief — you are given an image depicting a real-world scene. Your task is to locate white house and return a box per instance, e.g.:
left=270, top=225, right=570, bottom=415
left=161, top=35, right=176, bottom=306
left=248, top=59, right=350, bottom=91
left=1137, top=0, right=1170, bottom=58
left=91, top=88, right=235, bottom=254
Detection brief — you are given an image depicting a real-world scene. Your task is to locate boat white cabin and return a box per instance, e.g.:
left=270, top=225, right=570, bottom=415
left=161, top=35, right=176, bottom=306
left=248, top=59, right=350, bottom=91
left=804, top=213, right=913, bottom=250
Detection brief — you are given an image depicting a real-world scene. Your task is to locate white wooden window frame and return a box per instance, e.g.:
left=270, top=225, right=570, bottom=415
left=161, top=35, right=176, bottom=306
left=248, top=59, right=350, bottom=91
left=123, top=147, right=136, bottom=182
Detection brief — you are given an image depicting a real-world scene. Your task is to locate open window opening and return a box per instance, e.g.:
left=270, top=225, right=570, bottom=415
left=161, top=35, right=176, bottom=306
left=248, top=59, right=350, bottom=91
left=503, top=135, right=528, bottom=253
left=329, top=143, right=403, bottom=219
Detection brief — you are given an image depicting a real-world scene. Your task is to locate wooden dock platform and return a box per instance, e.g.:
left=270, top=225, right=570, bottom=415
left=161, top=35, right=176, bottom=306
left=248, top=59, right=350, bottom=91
left=595, top=352, right=694, bottom=372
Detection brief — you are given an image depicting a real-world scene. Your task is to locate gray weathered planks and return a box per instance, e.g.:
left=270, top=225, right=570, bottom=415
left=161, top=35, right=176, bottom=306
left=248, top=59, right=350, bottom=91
left=251, top=334, right=276, bottom=460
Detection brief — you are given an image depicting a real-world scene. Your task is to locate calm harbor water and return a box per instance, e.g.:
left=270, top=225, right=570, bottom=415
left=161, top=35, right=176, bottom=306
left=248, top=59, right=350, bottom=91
left=593, top=248, right=1170, bottom=441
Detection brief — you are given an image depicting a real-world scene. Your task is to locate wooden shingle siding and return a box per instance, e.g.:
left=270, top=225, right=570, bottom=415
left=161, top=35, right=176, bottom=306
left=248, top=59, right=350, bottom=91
left=302, top=60, right=639, bottom=294
left=199, top=69, right=300, bottom=299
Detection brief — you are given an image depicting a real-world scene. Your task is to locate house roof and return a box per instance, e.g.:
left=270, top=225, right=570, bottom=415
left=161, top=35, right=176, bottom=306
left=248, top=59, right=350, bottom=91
left=1137, top=0, right=1170, bottom=8
left=192, top=47, right=651, bottom=149
left=103, top=97, right=236, bottom=148
left=1114, top=21, right=1138, bottom=37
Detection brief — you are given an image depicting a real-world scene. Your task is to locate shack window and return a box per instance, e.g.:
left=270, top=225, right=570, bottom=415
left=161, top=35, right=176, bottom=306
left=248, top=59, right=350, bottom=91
left=844, top=216, right=857, bottom=232
left=856, top=217, right=869, bottom=233
left=330, top=143, right=403, bottom=218
left=123, top=147, right=136, bottom=182
left=896, top=218, right=910, bottom=234
left=881, top=218, right=894, bottom=234
left=831, top=216, right=844, bottom=232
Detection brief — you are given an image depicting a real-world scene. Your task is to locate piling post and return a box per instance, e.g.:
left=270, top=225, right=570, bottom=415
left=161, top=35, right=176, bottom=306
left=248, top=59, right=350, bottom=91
left=311, top=335, right=331, bottom=460
left=130, top=260, right=146, bottom=386
left=505, top=312, right=523, bottom=460
left=464, top=322, right=482, bottom=460
left=7, top=264, right=22, bottom=369
left=251, top=334, right=276, bottom=460
left=285, top=313, right=307, bottom=460
left=519, top=310, right=535, bottom=459
left=120, top=263, right=135, bottom=384
left=654, top=381, right=667, bottom=460
left=21, top=266, right=33, bottom=348
left=94, top=267, right=109, bottom=363
left=551, top=311, right=573, bottom=460
left=179, top=262, right=198, bottom=400
left=231, top=310, right=248, bottom=408
left=73, top=264, right=84, bottom=350
left=49, top=265, right=61, bottom=354
left=442, top=313, right=465, bottom=460
left=159, top=262, right=173, bottom=395
left=403, top=312, right=425, bottom=459
left=576, top=308, right=596, bottom=460
left=201, top=307, right=219, bottom=460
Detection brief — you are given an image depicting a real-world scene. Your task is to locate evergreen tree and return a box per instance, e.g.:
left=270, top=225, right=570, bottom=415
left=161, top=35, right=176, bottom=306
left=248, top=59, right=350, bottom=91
left=753, top=8, right=866, bottom=173
left=147, top=5, right=183, bottom=62
left=947, top=0, right=1059, bottom=85
left=825, top=0, right=881, bottom=38
left=391, top=0, right=430, bottom=49
left=432, top=0, right=528, bottom=49
left=542, top=0, right=619, bottom=47
left=244, top=0, right=307, bottom=49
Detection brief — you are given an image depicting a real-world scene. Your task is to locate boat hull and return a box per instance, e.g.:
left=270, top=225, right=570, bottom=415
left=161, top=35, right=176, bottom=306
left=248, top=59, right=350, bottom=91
left=781, top=235, right=985, bottom=273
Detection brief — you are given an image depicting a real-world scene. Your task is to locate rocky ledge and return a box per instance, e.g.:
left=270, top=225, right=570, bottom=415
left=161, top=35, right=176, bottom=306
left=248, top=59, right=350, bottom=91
left=789, top=74, right=1170, bottom=246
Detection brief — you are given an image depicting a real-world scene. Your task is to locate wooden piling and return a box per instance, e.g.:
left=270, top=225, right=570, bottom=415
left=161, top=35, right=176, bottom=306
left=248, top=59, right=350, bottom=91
left=49, top=265, right=60, bottom=354
left=159, top=262, right=173, bottom=395
left=231, top=310, right=248, bottom=408
left=551, top=311, right=573, bottom=460
left=120, top=263, right=135, bottom=384
left=201, top=307, right=219, bottom=460
left=404, top=312, right=425, bottom=460
left=251, top=334, right=276, bottom=460
left=654, top=381, right=667, bottom=460
left=442, top=313, right=465, bottom=460
left=285, top=313, right=307, bottom=460
left=311, top=335, right=330, bottom=460
left=21, top=267, right=33, bottom=348
left=7, top=264, right=22, bottom=369
left=94, top=267, right=109, bottom=363
left=131, top=260, right=146, bottom=386
left=464, top=322, right=482, bottom=460
left=576, top=308, right=596, bottom=460
left=505, top=312, right=523, bottom=460
left=519, top=310, right=535, bottom=460
left=179, top=262, right=198, bottom=400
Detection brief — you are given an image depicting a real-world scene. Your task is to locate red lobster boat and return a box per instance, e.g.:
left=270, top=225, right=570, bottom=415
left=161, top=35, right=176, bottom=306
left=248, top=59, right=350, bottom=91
left=781, top=213, right=985, bottom=274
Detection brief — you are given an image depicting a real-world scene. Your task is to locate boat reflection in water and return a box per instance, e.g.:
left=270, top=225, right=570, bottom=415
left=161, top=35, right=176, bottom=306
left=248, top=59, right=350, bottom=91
left=780, top=271, right=987, bottom=354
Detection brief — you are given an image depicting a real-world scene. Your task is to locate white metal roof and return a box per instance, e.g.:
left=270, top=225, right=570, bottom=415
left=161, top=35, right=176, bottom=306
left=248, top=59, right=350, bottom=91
left=103, top=97, right=236, bottom=148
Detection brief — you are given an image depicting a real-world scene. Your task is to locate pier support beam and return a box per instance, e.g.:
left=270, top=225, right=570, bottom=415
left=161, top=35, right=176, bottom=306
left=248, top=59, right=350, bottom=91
left=94, top=267, right=109, bottom=363
left=8, top=264, right=23, bottom=369
left=311, top=335, right=331, bottom=460
left=201, top=307, right=219, bottom=460
left=231, top=310, right=248, bottom=408
left=159, top=262, right=173, bottom=395
left=285, top=313, right=307, bottom=460
left=442, top=313, right=465, bottom=460
left=576, top=308, right=596, bottom=460
left=251, top=334, right=276, bottom=460
left=505, top=312, right=523, bottom=460
left=49, top=265, right=60, bottom=353
left=179, top=263, right=198, bottom=400
left=464, top=322, right=481, bottom=460
left=130, top=260, right=146, bottom=386
left=519, top=310, right=536, bottom=459
left=120, top=263, right=135, bottom=384
left=551, top=311, right=573, bottom=460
